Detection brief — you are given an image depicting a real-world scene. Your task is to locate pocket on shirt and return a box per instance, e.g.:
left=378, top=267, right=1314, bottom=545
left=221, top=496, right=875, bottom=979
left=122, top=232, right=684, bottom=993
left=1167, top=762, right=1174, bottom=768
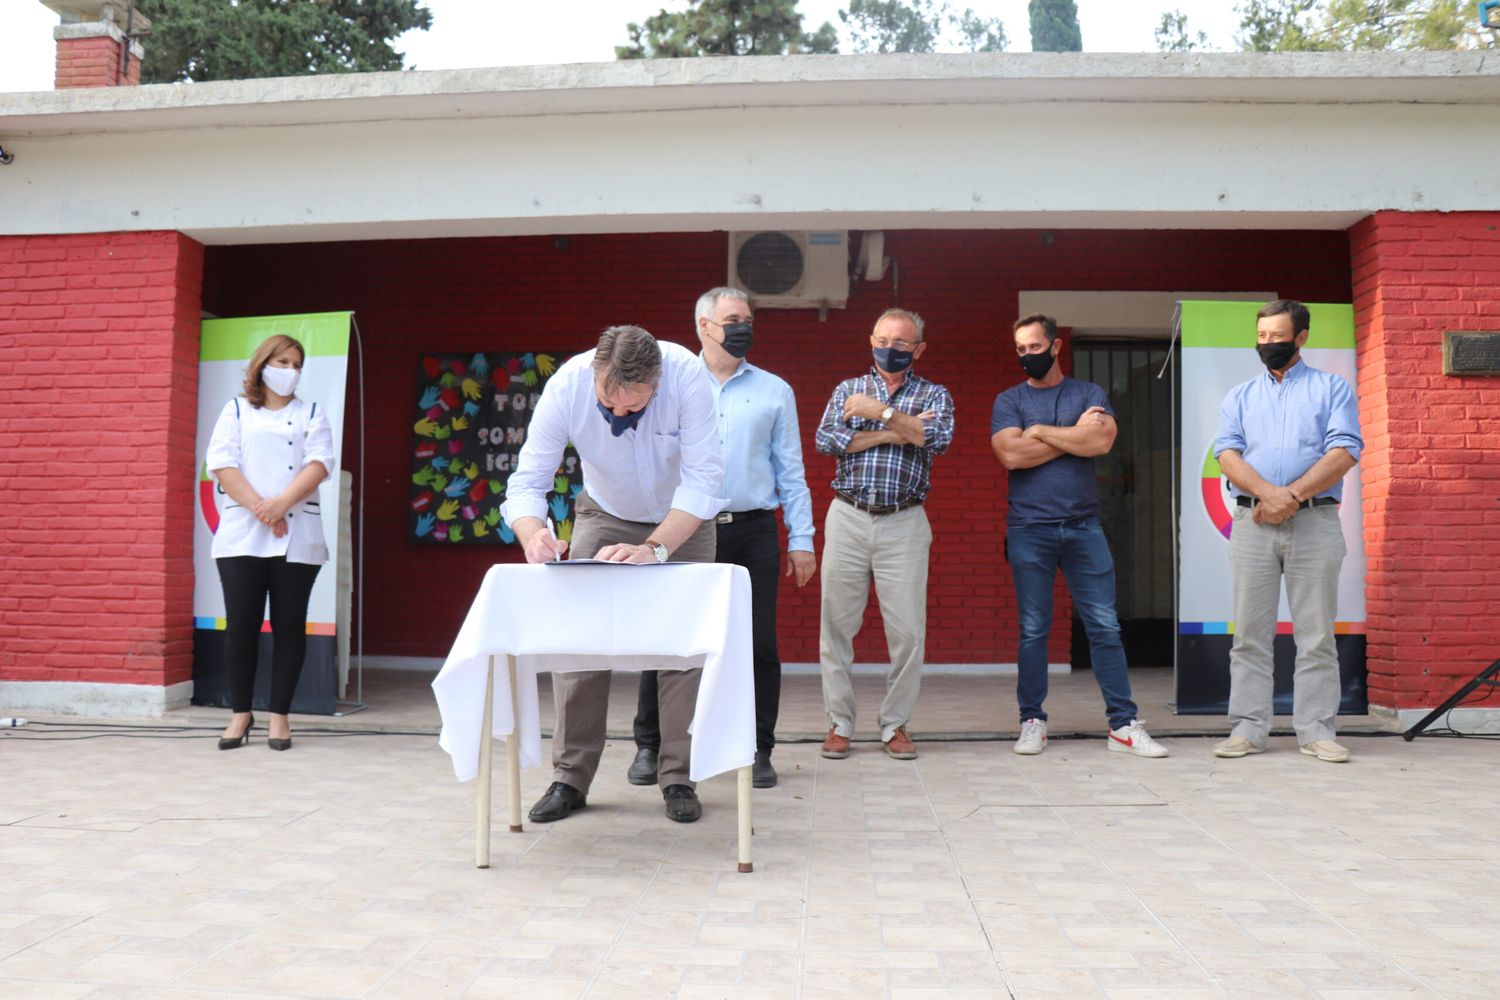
left=653, top=430, right=682, bottom=465
left=1291, top=405, right=1328, bottom=451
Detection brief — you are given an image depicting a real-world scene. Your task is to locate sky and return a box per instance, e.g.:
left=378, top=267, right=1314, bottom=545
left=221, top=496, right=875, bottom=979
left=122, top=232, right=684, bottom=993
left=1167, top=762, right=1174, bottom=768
left=0, top=0, right=1245, bottom=93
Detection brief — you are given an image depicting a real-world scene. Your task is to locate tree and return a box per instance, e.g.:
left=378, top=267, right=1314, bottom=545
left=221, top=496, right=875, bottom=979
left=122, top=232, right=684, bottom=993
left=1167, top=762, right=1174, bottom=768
left=1235, top=0, right=1491, bottom=52
left=138, top=0, right=432, bottom=84
left=839, top=0, right=1007, bottom=53
left=616, top=0, right=838, bottom=58
left=1155, top=9, right=1210, bottom=51
left=1028, top=0, right=1082, bottom=52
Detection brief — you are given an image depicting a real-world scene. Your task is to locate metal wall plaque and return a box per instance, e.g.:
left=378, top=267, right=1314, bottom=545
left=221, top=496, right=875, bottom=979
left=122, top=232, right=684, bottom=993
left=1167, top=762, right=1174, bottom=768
left=1443, top=332, right=1500, bottom=376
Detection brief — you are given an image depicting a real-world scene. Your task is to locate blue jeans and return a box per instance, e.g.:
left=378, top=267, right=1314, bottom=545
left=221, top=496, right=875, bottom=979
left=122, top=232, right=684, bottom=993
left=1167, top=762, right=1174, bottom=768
left=1007, top=517, right=1138, bottom=730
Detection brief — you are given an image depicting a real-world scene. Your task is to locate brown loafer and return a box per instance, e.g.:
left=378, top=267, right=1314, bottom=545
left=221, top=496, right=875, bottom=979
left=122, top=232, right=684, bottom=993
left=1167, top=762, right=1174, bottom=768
left=884, top=726, right=917, bottom=760
left=820, top=726, right=851, bottom=759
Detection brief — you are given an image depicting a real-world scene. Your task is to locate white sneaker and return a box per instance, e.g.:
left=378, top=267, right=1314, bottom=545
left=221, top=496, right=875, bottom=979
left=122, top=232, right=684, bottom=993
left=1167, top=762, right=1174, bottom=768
left=1014, top=718, right=1047, bottom=755
left=1107, top=720, right=1169, bottom=758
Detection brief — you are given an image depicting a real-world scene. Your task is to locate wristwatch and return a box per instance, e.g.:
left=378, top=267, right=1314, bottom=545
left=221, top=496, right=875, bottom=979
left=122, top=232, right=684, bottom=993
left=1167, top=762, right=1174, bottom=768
left=644, top=540, right=669, bottom=563
left=879, top=405, right=895, bottom=423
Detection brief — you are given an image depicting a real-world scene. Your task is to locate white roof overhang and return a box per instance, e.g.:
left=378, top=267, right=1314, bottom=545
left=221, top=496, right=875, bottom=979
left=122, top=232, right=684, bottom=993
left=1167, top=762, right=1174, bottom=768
left=2, top=52, right=1496, bottom=243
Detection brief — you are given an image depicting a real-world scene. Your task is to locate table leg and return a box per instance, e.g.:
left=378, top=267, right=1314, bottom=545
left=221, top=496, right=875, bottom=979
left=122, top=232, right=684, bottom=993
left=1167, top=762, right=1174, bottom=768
left=507, top=654, right=523, bottom=833
left=475, top=655, right=495, bottom=869
left=737, top=764, right=753, bottom=873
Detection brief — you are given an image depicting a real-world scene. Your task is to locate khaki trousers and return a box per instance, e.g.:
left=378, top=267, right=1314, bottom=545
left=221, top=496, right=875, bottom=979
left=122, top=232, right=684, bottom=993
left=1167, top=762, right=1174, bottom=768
left=1228, top=503, right=1346, bottom=746
left=551, top=492, right=716, bottom=792
left=818, top=497, right=932, bottom=742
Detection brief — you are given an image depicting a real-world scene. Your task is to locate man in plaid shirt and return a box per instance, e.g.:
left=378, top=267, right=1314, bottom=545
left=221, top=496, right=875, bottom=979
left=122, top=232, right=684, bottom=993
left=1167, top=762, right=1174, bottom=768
left=814, top=308, right=955, bottom=761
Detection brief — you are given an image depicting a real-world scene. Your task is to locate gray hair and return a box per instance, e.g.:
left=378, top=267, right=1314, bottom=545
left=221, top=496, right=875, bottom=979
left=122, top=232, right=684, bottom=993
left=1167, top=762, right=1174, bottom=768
left=694, top=286, right=751, bottom=330
left=592, top=325, right=663, bottom=395
left=875, top=307, right=925, bottom=342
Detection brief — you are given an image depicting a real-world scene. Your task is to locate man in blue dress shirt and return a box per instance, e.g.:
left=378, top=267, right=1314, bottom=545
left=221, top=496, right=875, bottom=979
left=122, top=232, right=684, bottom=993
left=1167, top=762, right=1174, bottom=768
left=629, top=288, right=817, bottom=790
left=1213, top=299, right=1363, bottom=763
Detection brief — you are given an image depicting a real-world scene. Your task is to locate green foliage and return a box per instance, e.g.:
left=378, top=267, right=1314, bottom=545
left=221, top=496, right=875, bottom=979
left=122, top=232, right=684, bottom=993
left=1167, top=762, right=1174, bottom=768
left=1235, top=0, right=1491, bottom=51
left=954, top=8, right=1008, bottom=51
left=1028, top=0, right=1082, bottom=52
left=1236, top=0, right=1339, bottom=49
left=1155, top=9, right=1209, bottom=50
left=839, top=0, right=1007, bottom=53
left=616, top=0, right=838, bottom=58
left=138, top=0, right=432, bottom=84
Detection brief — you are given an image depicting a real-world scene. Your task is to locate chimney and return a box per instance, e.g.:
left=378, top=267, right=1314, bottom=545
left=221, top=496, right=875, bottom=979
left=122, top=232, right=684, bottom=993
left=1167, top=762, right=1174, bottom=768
left=44, top=0, right=150, bottom=89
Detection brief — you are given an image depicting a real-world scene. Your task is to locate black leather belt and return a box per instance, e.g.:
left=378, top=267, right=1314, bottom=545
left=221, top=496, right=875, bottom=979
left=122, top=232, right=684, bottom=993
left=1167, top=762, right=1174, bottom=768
left=715, top=508, right=773, bottom=525
left=1235, top=495, right=1339, bottom=509
left=834, top=490, right=924, bottom=516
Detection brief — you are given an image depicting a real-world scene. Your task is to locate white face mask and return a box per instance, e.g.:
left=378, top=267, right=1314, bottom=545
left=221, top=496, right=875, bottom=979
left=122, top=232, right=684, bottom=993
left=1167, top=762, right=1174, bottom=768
left=261, top=365, right=300, bottom=397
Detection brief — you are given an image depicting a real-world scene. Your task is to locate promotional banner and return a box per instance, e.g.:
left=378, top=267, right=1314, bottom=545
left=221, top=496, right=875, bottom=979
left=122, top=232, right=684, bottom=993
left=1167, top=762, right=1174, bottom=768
left=192, top=312, right=351, bottom=714
left=1177, top=301, right=1367, bottom=714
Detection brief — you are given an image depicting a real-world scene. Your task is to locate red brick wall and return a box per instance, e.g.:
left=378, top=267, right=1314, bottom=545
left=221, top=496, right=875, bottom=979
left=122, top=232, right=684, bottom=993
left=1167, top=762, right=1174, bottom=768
left=0, top=231, right=203, bottom=687
left=55, top=35, right=139, bottom=89
left=205, top=229, right=1351, bottom=666
left=1350, top=211, right=1500, bottom=710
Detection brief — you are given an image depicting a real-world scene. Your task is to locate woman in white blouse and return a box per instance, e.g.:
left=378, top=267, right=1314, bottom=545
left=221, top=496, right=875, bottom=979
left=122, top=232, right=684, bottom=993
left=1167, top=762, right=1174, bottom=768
left=206, top=334, right=335, bottom=751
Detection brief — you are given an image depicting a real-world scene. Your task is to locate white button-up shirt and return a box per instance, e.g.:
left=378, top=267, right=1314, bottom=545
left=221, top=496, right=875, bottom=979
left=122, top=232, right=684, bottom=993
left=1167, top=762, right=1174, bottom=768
left=501, top=342, right=727, bottom=526
left=206, top=396, right=336, bottom=564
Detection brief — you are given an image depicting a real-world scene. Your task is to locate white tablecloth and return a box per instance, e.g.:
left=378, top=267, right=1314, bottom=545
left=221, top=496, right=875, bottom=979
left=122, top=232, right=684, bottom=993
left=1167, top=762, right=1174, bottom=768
left=432, top=562, right=755, bottom=783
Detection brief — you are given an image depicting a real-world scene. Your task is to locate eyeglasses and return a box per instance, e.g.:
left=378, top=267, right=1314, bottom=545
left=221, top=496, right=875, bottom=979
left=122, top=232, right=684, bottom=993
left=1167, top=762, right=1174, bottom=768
left=872, top=338, right=917, bottom=352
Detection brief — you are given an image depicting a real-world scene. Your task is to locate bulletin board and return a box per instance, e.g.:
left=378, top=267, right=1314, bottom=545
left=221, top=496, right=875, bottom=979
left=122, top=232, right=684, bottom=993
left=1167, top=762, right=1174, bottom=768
left=408, top=352, right=581, bottom=545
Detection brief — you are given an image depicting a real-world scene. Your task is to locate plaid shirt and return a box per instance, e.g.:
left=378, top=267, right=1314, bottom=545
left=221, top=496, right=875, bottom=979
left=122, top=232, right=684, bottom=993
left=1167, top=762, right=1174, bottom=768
left=815, top=368, right=955, bottom=506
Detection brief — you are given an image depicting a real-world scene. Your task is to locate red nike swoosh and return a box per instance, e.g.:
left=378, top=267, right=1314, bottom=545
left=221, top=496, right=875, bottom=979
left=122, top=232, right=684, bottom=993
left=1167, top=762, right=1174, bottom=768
left=1110, top=734, right=1133, bottom=747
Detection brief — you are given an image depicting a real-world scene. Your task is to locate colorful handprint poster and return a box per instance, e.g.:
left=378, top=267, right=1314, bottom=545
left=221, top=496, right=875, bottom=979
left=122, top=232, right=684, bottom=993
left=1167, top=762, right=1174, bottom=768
left=409, top=352, right=582, bottom=545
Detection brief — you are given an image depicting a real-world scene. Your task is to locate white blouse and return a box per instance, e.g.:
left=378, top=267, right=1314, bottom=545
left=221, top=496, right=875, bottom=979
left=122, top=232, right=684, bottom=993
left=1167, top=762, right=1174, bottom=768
left=206, top=396, right=336, bottom=564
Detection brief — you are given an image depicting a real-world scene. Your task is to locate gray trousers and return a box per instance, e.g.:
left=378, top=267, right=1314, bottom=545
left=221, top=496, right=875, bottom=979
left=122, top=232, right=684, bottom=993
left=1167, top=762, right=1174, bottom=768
left=551, top=492, right=716, bottom=792
left=1228, top=503, right=1346, bottom=746
left=818, top=497, right=932, bottom=742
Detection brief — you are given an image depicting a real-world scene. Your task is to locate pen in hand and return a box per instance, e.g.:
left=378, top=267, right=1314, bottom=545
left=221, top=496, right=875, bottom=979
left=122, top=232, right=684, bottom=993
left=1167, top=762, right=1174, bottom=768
left=546, top=516, right=563, bottom=561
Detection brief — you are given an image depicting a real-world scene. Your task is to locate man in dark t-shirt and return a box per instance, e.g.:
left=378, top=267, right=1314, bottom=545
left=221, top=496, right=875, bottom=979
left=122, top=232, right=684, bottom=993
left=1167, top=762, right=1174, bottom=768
left=990, top=314, right=1168, bottom=759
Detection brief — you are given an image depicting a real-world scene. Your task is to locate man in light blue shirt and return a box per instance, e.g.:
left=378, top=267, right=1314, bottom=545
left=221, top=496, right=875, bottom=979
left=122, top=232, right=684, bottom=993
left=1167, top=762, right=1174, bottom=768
left=1213, top=299, right=1362, bottom=764
left=630, top=288, right=816, bottom=790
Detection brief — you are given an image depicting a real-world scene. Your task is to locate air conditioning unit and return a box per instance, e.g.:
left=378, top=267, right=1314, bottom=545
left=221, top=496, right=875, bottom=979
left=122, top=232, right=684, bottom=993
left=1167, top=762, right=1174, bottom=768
left=728, top=231, right=849, bottom=310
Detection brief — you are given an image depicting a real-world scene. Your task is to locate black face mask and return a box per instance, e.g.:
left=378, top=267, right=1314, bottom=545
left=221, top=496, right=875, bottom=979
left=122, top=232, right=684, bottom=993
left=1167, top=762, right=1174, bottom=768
left=1019, top=349, right=1055, bottom=381
left=872, top=347, right=914, bottom=373
left=719, top=322, right=754, bottom=359
left=596, top=400, right=646, bottom=437
left=1256, top=340, right=1298, bottom=371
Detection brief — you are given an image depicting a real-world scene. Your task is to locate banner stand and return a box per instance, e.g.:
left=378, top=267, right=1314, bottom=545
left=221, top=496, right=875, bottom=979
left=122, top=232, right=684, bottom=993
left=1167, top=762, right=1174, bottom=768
left=334, top=314, right=369, bottom=717
left=1173, top=300, right=1367, bottom=716
left=192, top=311, right=354, bottom=716
left=1163, top=304, right=1183, bottom=714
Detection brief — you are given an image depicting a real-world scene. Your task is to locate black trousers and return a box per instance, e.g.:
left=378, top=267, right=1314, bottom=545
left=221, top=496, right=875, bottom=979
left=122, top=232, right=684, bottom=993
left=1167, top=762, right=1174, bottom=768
left=634, top=512, right=782, bottom=755
left=216, top=555, right=321, bottom=715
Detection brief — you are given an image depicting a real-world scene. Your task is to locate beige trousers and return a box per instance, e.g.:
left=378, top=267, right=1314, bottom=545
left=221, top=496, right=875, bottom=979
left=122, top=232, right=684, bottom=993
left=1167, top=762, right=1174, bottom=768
left=818, top=497, right=932, bottom=742
left=551, top=492, right=717, bottom=792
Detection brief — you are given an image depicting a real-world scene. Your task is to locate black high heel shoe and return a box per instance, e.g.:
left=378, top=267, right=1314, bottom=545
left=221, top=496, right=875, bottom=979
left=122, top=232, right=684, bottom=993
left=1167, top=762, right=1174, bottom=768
left=218, top=714, right=254, bottom=751
left=268, top=715, right=292, bottom=751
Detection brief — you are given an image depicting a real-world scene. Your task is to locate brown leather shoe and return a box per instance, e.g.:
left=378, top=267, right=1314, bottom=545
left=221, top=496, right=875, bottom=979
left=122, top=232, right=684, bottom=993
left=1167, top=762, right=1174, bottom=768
left=884, top=727, right=917, bottom=760
left=820, top=727, right=851, bottom=759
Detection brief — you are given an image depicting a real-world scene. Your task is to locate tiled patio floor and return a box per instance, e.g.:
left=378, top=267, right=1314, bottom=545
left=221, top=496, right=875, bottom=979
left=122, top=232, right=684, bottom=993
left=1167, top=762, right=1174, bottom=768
left=4, top=670, right=1494, bottom=999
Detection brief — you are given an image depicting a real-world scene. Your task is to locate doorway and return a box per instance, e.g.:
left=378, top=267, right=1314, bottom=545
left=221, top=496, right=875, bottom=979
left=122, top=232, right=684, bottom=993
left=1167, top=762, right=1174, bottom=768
left=1071, top=338, right=1178, bottom=668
